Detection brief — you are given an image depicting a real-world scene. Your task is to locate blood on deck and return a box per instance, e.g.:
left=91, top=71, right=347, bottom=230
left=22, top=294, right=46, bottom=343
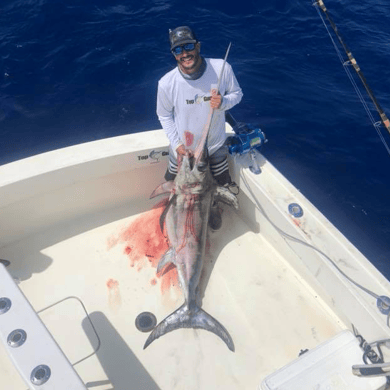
left=108, top=198, right=179, bottom=294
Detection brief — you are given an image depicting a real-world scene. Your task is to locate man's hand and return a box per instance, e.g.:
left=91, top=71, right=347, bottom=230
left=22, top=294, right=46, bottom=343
left=176, top=144, right=193, bottom=163
left=210, top=89, right=222, bottom=109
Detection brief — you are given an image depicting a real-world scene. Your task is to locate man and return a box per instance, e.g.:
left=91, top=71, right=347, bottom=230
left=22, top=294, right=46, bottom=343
left=157, top=26, right=243, bottom=228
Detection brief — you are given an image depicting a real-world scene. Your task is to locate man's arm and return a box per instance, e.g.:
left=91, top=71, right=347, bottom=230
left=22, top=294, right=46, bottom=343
left=218, top=63, right=243, bottom=111
left=156, top=82, right=183, bottom=152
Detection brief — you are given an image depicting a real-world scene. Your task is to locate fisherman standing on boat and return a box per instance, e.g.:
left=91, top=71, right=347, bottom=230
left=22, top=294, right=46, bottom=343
left=157, top=26, right=243, bottom=228
left=157, top=26, right=243, bottom=184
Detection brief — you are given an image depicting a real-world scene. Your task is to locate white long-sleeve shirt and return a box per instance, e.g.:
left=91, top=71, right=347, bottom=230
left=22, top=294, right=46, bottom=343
left=156, top=58, right=243, bottom=157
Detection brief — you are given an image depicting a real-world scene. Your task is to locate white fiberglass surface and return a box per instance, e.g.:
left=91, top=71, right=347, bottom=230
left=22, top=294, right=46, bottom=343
left=0, top=200, right=343, bottom=390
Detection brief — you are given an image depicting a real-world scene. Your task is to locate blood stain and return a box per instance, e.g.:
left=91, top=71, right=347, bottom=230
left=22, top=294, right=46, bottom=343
left=109, top=198, right=179, bottom=294
left=106, top=279, right=121, bottom=312
left=106, top=278, right=119, bottom=289
left=292, top=219, right=301, bottom=227
left=184, top=131, right=194, bottom=147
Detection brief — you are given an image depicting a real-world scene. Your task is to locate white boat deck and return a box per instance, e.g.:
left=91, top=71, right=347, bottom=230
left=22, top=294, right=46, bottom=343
left=0, top=129, right=389, bottom=389
left=0, top=200, right=343, bottom=390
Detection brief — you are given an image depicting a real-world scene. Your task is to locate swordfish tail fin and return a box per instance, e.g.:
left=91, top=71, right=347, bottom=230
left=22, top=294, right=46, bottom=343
left=143, top=303, right=235, bottom=352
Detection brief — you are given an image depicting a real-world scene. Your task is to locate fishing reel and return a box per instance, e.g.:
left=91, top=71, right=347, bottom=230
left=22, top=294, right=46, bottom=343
left=225, top=112, right=267, bottom=174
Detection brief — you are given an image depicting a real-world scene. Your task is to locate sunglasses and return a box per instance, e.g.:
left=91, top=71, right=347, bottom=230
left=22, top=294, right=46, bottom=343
left=172, top=43, right=196, bottom=55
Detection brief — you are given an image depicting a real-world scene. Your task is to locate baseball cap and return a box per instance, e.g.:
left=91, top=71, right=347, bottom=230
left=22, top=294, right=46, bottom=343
left=169, top=26, right=198, bottom=51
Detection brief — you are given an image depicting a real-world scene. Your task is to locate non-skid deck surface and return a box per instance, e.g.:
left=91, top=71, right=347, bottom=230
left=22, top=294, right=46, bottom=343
left=0, top=200, right=343, bottom=389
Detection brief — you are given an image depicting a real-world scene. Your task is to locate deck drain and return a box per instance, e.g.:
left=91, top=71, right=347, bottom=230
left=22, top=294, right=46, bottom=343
left=288, top=203, right=303, bottom=218
left=0, top=297, right=12, bottom=315
left=135, top=312, right=157, bottom=332
left=8, top=329, right=27, bottom=348
left=377, top=296, right=390, bottom=315
left=31, top=365, right=51, bottom=385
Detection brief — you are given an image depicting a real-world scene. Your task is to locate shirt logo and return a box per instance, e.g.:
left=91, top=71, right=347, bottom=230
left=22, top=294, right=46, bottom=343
left=186, top=94, right=211, bottom=105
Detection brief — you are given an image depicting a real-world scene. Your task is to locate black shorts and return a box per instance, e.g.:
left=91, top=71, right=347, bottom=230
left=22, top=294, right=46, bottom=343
left=165, top=144, right=232, bottom=185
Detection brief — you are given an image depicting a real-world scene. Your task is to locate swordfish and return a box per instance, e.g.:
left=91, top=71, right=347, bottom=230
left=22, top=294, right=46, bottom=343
left=144, top=146, right=238, bottom=351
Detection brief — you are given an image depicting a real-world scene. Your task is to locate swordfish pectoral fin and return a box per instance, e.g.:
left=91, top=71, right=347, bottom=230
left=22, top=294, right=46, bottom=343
left=159, top=194, right=177, bottom=233
left=143, top=304, right=235, bottom=352
left=150, top=181, right=175, bottom=199
left=157, top=248, right=176, bottom=274
left=213, top=186, right=239, bottom=209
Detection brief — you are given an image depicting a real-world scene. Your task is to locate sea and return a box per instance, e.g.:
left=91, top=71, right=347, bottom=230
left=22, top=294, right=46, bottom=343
left=1, top=0, right=390, bottom=279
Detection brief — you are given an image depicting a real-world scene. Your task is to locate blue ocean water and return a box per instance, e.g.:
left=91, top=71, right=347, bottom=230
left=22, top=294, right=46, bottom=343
left=1, top=1, right=389, bottom=277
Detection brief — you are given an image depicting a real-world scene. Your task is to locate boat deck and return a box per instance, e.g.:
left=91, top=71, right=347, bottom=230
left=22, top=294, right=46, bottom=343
left=2, top=130, right=388, bottom=389
left=0, top=199, right=343, bottom=389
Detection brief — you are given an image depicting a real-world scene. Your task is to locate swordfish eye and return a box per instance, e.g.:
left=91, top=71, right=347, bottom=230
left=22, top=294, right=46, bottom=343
left=197, top=161, right=207, bottom=172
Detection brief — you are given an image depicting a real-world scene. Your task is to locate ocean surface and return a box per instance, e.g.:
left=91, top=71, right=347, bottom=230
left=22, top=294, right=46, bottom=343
left=1, top=0, right=390, bottom=279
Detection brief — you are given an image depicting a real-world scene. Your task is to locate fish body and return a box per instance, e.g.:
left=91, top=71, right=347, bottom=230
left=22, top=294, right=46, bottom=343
left=145, top=149, right=238, bottom=351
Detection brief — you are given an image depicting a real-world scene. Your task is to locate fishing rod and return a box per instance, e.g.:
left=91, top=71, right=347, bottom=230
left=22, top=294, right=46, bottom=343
left=313, top=0, right=390, bottom=143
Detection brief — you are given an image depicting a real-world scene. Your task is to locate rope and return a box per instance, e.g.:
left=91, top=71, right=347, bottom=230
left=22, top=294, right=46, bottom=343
left=241, top=167, right=390, bottom=376
left=240, top=170, right=381, bottom=300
